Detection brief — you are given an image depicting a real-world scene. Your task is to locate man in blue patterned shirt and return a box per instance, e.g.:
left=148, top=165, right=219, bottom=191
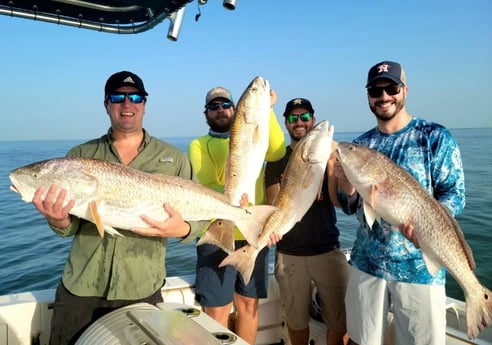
left=335, top=61, right=465, bottom=345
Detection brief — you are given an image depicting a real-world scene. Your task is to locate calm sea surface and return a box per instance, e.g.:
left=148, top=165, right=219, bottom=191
left=1, top=128, right=491, bottom=301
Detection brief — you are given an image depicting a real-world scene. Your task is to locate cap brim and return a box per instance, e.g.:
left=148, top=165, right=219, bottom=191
left=283, top=105, right=314, bottom=116
left=206, top=97, right=233, bottom=105
left=366, top=75, right=402, bottom=87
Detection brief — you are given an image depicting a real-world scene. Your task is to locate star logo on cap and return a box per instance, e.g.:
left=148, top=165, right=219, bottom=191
left=377, top=64, right=390, bottom=74
left=123, top=76, right=135, bottom=84
left=292, top=98, right=304, bottom=105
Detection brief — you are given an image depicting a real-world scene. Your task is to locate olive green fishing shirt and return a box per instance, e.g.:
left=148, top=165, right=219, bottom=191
left=50, top=129, right=205, bottom=300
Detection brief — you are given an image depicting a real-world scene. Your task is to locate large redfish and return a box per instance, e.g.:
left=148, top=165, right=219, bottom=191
left=224, top=75, right=271, bottom=206
left=197, top=76, right=272, bottom=253
left=9, top=157, right=276, bottom=238
left=220, top=121, right=334, bottom=284
left=335, top=142, right=492, bottom=339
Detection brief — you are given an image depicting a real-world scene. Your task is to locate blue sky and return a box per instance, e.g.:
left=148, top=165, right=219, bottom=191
left=1, top=0, right=491, bottom=141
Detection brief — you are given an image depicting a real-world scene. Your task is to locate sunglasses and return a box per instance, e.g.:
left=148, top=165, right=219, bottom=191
left=206, top=101, right=233, bottom=111
left=367, top=84, right=402, bottom=98
left=107, top=92, right=145, bottom=104
left=286, top=112, right=313, bottom=124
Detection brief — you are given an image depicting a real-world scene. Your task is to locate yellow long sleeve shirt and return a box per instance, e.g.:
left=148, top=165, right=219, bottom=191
left=188, top=109, right=286, bottom=239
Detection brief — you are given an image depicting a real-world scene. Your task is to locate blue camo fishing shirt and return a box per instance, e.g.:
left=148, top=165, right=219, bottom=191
left=340, top=117, right=465, bottom=285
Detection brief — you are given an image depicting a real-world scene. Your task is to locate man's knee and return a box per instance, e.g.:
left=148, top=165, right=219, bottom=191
left=235, top=295, right=258, bottom=315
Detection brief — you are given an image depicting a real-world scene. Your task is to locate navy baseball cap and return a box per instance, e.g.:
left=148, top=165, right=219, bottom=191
left=105, top=71, right=148, bottom=96
left=366, top=61, right=407, bottom=87
left=283, top=98, right=315, bottom=116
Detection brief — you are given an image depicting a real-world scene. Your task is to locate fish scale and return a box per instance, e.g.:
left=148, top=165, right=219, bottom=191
left=335, top=141, right=492, bottom=339
left=9, top=157, right=276, bottom=239
left=220, top=120, right=334, bottom=284
left=224, top=76, right=271, bottom=206
left=197, top=76, right=272, bottom=253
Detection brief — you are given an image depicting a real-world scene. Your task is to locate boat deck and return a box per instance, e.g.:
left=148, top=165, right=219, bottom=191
left=1, top=275, right=491, bottom=344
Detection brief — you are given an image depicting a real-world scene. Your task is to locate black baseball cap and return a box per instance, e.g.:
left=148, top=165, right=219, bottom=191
left=283, top=98, right=315, bottom=116
left=104, top=71, right=148, bottom=96
left=366, top=61, right=407, bottom=87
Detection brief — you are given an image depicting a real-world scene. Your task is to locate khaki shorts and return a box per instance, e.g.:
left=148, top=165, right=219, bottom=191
left=345, top=266, right=446, bottom=345
left=275, top=249, right=349, bottom=333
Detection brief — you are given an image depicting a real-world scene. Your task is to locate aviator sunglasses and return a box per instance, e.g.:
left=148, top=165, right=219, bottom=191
left=206, top=101, right=233, bottom=111
left=107, top=92, right=145, bottom=104
left=367, top=84, right=402, bottom=98
left=286, top=112, right=313, bottom=124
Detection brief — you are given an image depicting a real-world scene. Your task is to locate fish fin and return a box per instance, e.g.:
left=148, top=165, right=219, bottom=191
left=253, top=123, right=261, bottom=145
left=316, top=172, right=324, bottom=199
left=88, top=202, right=123, bottom=237
left=464, top=286, right=492, bottom=339
left=302, top=166, right=324, bottom=200
left=368, top=183, right=377, bottom=209
left=197, top=219, right=235, bottom=254
left=103, top=225, right=124, bottom=237
left=362, top=184, right=383, bottom=227
left=421, top=252, right=442, bottom=277
left=303, top=165, right=315, bottom=188
left=363, top=201, right=380, bottom=228
left=219, top=245, right=259, bottom=285
left=234, top=205, right=277, bottom=248
left=89, top=201, right=105, bottom=238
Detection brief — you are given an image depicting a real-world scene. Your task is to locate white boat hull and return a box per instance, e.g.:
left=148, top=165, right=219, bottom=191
left=1, top=273, right=491, bottom=344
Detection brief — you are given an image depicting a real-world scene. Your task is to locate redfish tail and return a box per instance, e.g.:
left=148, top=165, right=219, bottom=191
left=465, top=286, right=492, bottom=339
left=196, top=219, right=235, bottom=254
left=219, top=245, right=259, bottom=285
left=234, top=205, right=277, bottom=248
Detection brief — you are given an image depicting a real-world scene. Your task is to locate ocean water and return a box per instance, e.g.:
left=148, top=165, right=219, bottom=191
left=1, top=128, right=491, bottom=302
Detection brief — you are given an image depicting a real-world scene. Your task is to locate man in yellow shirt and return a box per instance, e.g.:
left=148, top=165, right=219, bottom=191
left=188, top=86, right=285, bottom=344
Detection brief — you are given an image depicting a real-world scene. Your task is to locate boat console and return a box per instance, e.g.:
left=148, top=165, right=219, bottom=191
left=75, top=302, right=248, bottom=345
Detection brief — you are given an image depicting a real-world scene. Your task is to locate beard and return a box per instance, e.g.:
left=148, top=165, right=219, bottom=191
left=370, top=97, right=405, bottom=122
left=289, top=131, right=304, bottom=142
left=288, top=124, right=310, bottom=142
left=206, top=116, right=233, bottom=133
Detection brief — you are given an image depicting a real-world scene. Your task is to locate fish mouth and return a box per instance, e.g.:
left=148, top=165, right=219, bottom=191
left=334, top=147, right=342, bottom=161
left=9, top=175, right=20, bottom=194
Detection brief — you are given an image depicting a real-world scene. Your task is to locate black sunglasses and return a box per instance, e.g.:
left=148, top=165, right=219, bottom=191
left=286, top=112, right=313, bottom=124
left=107, top=92, right=145, bottom=104
left=367, top=84, right=402, bottom=98
left=206, top=101, right=233, bottom=111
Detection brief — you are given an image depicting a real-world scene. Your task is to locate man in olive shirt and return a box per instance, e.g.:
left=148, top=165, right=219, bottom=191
left=32, top=71, right=204, bottom=345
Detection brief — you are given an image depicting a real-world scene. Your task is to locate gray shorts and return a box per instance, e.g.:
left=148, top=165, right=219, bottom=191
left=275, top=249, right=349, bottom=333
left=345, top=266, right=446, bottom=345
